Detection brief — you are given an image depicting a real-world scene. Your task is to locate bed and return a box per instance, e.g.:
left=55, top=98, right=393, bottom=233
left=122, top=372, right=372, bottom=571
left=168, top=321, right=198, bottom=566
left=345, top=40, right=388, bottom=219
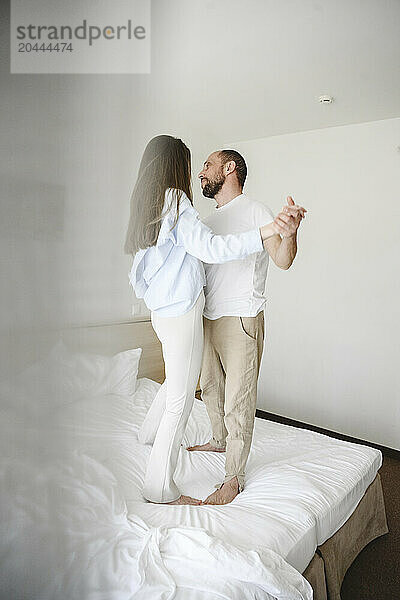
left=0, top=318, right=388, bottom=600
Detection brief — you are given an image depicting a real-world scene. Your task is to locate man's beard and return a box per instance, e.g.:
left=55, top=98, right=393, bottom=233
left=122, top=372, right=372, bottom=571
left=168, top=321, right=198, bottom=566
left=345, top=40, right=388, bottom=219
left=201, top=171, right=225, bottom=198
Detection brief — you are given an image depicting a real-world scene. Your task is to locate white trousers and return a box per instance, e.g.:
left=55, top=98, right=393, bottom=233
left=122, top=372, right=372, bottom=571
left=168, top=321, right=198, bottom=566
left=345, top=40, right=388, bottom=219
left=138, top=291, right=205, bottom=503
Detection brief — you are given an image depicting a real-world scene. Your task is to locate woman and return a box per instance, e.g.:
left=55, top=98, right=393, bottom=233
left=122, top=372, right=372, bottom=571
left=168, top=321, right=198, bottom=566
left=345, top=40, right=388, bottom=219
left=124, top=135, right=278, bottom=506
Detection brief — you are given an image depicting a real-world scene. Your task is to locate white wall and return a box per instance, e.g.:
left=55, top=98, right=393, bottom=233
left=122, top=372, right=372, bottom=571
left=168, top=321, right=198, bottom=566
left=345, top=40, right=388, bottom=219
left=218, top=118, right=400, bottom=450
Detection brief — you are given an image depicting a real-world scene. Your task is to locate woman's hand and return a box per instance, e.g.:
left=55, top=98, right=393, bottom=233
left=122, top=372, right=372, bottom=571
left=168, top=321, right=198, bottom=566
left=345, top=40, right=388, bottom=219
left=260, top=221, right=280, bottom=241
left=260, top=197, right=307, bottom=242
left=282, top=196, right=307, bottom=220
left=274, top=196, right=307, bottom=238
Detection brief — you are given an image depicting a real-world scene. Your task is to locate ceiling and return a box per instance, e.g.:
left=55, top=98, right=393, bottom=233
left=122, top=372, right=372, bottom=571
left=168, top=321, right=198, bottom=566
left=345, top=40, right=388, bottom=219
left=133, top=0, right=400, bottom=146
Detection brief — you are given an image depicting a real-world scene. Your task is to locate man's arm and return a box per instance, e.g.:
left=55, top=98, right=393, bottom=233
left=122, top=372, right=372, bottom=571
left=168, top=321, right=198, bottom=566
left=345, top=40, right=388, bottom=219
left=263, top=232, right=297, bottom=270
left=264, top=196, right=306, bottom=270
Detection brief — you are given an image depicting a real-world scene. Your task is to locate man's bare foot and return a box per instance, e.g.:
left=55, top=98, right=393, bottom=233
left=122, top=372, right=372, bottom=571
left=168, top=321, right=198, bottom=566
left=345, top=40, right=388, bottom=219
left=202, top=477, right=240, bottom=505
left=186, top=442, right=226, bottom=452
left=165, top=495, right=202, bottom=505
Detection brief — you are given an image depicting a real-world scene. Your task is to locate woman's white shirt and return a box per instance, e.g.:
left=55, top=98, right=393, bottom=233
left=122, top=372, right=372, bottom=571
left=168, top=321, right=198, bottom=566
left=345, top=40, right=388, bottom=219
left=128, top=188, right=264, bottom=317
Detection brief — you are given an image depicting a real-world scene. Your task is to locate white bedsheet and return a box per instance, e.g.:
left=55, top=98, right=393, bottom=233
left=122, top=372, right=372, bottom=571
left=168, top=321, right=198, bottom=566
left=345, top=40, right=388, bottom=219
left=1, top=374, right=382, bottom=600
left=112, top=379, right=381, bottom=572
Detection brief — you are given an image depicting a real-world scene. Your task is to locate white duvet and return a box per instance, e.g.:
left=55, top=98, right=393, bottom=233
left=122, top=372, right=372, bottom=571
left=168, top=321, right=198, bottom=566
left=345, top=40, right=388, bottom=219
left=0, top=343, right=381, bottom=599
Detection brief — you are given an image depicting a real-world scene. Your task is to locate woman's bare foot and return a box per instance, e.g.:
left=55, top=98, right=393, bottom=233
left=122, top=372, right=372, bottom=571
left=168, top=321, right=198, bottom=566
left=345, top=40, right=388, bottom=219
left=202, top=477, right=240, bottom=505
left=186, top=442, right=226, bottom=452
left=166, top=495, right=202, bottom=505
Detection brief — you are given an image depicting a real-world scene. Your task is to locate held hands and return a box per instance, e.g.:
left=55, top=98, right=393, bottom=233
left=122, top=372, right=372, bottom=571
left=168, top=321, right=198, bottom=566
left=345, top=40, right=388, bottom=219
left=275, top=196, right=306, bottom=237
left=260, top=196, right=307, bottom=241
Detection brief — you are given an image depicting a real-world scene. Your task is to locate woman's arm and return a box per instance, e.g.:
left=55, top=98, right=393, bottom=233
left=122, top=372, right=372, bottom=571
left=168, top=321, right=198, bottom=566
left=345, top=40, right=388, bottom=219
left=175, top=205, right=277, bottom=264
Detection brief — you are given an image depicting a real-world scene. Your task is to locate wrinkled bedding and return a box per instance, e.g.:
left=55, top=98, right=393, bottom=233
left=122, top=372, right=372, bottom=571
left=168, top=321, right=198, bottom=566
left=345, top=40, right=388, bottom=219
left=0, top=351, right=381, bottom=599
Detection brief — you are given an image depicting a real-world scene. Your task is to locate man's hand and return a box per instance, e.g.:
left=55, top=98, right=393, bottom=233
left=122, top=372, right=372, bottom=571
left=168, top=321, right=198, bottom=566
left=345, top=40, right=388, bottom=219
left=272, top=196, right=306, bottom=238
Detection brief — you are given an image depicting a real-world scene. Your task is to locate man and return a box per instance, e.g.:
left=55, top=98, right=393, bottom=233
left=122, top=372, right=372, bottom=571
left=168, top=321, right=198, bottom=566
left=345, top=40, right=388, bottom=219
left=187, top=149, right=306, bottom=505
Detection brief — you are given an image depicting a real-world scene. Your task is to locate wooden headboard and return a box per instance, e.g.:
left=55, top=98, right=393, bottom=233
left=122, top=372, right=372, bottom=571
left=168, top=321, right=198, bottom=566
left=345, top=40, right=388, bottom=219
left=61, top=318, right=165, bottom=383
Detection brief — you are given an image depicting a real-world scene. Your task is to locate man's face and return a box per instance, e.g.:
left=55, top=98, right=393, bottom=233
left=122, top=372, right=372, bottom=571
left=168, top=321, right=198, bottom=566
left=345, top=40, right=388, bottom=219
left=198, top=152, right=225, bottom=198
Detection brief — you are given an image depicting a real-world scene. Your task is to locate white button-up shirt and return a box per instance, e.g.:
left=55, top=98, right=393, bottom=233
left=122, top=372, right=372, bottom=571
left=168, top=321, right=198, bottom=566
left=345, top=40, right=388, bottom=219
left=128, top=188, right=263, bottom=317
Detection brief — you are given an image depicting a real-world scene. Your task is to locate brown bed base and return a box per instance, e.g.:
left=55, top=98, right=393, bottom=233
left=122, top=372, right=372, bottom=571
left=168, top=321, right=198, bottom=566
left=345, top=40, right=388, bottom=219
left=302, top=472, right=389, bottom=600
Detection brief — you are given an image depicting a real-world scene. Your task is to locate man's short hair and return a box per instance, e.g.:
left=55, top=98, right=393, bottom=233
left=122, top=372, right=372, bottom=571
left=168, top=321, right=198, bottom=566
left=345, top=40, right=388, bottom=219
left=218, top=149, right=247, bottom=188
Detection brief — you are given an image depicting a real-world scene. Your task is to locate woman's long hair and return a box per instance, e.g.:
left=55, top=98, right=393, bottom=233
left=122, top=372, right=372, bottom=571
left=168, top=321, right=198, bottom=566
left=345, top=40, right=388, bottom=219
left=124, top=135, right=193, bottom=254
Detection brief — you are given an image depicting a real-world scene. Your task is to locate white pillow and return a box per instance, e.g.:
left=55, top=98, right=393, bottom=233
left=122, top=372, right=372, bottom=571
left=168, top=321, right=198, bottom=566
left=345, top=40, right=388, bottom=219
left=18, top=339, right=142, bottom=401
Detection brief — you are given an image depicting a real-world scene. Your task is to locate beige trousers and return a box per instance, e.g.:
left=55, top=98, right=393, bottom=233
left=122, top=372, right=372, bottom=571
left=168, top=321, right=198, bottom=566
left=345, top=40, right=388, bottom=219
left=199, top=311, right=265, bottom=492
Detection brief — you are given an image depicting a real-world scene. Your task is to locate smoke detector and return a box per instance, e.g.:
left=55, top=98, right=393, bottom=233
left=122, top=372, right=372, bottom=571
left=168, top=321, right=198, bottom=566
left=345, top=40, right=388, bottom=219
left=318, top=95, right=334, bottom=104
